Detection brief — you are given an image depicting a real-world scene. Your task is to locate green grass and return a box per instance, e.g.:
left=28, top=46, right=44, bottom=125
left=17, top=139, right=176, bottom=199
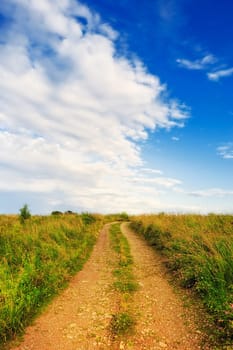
left=109, top=223, right=138, bottom=337
left=131, top=214, right=233, bottom=344
left=109, top=224, right=138, bottom=293
left=110, top=312, right=135, bottom=335
left=0, top=214, right=103, bottom=344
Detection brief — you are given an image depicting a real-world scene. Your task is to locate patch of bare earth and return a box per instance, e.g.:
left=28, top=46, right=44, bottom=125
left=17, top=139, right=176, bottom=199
left=120, top=222, right=211, bottom=350
left=10, top=224, right=118, bottom=350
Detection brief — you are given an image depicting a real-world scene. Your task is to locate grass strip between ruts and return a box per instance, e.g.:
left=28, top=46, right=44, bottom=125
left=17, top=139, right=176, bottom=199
left=109, top=223, right=138, bottom=336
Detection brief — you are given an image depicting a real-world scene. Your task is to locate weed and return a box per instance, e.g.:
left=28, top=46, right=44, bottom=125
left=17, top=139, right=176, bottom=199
left=113, top=280, right=138, bottom=293
left=110, top=312, right=135, bottom=335
left=19, top=204, right=31, bottom=224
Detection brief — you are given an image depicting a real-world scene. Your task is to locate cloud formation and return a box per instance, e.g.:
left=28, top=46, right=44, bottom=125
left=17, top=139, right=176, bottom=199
left=0, top=0, right=188, bottom=213
left=217, top=144, right=233, bottom=159
left=176, top=54, right=216, bottom=70
left=188, top=188, right=233, bottom=197
left=171, top=136, right=179, bottom=141
left=177, top=51, right=233, bottom=82
left=207, top=67, right=233, bottom=81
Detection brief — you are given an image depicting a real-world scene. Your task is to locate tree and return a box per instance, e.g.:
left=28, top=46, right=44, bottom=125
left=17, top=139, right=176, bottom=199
left=19, top=204, right=31, bottom=224
left=51, top=211, right=63, bottom=216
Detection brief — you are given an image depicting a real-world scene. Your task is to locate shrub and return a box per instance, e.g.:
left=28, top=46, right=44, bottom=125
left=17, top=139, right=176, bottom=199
left=81, top=212, right=96, bottom=225
left=110, top=312, right=135, bottom=335
left=51, top=211, right=63, bottom=216
left=19, top=204, right=31, bottom=224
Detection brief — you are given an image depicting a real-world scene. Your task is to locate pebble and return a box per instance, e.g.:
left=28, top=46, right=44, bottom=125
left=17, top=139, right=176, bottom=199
left=119, top=341, right=125, bottom=349
left=159, top=341, right=167, bottom=348
left=69, top=323, right=77, bottom=328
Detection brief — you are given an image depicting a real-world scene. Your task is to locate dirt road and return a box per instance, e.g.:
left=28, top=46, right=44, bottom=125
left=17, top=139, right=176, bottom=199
left=9, top=223, right=209, bottom=350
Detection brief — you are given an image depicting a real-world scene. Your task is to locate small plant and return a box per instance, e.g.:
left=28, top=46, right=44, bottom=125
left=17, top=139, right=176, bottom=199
left=19, top=204, right=31, bottom=224
left=51, top=211, right=63, bottom=216
left=81, top=212, right=96, bottom=225
left=110, top=312, right=135, bottom=335
left=64, top=210, right=74, bottom=215
left=113, top=280, right=138, bottom=292
left=118, top=212, right=129, bottom=221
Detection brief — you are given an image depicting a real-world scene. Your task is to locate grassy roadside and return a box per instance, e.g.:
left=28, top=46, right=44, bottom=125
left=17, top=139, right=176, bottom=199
left=109, top=223, right=138, bottom=336
left=130, top=214, right=233, bottom=346
left=0, top=214, right=103, bottom=345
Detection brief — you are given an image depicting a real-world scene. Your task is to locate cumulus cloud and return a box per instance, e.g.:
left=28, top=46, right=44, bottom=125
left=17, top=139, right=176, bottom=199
left=0, top=0, right=189, bottom=213
left=207, top=67, right=233, bottom=81
left=176, top=54, right=216, bottom=70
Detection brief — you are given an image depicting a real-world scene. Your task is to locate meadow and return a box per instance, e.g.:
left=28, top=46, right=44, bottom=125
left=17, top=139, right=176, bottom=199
left=0, top=213, right=103, bottom=344
left=130, top=214, right=233, bottom=343
left=1, top=212, right=233, bottom=346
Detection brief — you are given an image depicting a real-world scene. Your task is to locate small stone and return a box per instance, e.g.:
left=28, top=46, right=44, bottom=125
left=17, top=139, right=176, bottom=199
left=159, top=341, right=167, bottom=348
left=69, top=323, right=77, bottom=328
left=120, top=341, right=125, bottom=349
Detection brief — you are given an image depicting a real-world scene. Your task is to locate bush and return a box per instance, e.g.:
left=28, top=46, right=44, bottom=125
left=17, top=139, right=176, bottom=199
left=19, top=204, right=31, bottom=224
left=81, top=212, right=96, bottom=225
left=51, top=211, right=63, bottom=216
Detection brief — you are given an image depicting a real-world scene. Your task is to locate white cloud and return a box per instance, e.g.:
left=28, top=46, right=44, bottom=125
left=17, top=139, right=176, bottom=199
left=140, top=168, right=163, bottom=175
left=176, top=53, right=233, bottom=83
left=176, top=54, right=216, bottom=70
left=217, top=144, right=233, bottom=159
left=171, top=136, right=179, bottom=141
left=0, top=0, right=189, bottom=213
left=207, top=67, right=233, bottom=81
left=188, top=188, right=233, bottom=198
left=132, top=176, right=182, bottom=188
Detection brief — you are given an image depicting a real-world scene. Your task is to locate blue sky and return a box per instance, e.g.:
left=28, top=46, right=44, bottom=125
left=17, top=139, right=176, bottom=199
left=0, top=0, right=232, bottom=214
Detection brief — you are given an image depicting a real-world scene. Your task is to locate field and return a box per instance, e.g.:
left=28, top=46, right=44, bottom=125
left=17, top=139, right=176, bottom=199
left=0, top=213, right=103, bottom=343
left=1, top=212, right=233, bottom=348
left=130, top=213, right=233, bottom=342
